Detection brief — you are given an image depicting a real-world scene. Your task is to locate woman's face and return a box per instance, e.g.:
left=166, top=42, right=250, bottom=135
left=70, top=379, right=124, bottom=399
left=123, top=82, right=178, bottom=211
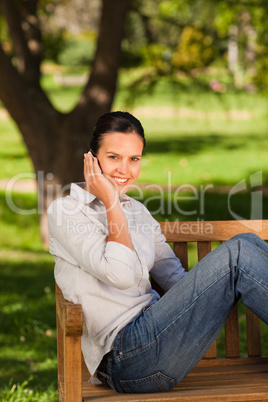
left=96, top=131, right=144, bottom=195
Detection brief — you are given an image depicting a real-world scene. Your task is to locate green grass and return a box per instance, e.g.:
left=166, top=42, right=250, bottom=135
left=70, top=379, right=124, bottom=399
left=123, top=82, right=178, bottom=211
left=127, top=188, right=268, bottom=222
left=0, top=119, right=33, bottom=180
left=0, top=190, right=57, bottom=401
left=0, top=66, right=268, bottom=399
left=115, top=71, right=268, bottom=116
left=1, top=68, right=267, bottom=188
left=1, top=114, right=267, bottom=187
left=40, top=72, right=84, bottom=112
left=138, top=129, right=268, bottom=186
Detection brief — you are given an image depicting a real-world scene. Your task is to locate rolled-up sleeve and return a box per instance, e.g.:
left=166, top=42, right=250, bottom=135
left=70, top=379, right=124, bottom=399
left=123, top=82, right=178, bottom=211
left=103, top=242, right=137, bottom=288
left=48, top=199, right=138, bottom=290
left=149, top=221, right=186, bottom=291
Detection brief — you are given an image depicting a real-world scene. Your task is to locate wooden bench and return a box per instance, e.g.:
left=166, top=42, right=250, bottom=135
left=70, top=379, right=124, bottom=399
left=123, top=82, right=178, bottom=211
left=56, top=220, right=268, bottom=401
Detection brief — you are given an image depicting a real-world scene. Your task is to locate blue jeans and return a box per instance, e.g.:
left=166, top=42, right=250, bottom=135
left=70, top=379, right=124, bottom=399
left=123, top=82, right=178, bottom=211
left=98, top=233, right=268, bottom=393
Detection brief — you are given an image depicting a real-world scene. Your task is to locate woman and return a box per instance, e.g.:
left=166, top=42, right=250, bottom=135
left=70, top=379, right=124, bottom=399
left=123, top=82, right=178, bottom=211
left=48, top=111, right=268, bottom=393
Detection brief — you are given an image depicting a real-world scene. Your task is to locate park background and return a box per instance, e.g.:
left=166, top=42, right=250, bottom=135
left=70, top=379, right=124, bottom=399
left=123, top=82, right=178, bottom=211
left=0, top=0, right=267, bottom=400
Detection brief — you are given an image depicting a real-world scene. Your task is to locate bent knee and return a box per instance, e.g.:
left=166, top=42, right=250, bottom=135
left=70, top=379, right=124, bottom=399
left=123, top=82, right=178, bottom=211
left=230, top=232, right=260, bottom=244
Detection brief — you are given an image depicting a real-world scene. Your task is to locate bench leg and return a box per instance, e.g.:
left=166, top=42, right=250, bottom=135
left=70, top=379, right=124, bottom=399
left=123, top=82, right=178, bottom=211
left=56, top=314, right=64, bottom=401
left=57, top=312, right=82, bottom=402
left=64, top=336, right=82, bottom=402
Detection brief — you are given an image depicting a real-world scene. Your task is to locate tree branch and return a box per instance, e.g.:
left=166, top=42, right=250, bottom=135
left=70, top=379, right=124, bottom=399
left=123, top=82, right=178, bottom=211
left=74, top=0, right=132, bottom=120
left=0, top=41, right=58, bottom=164
left=0, top=0, right=28, bottom=63
left=0, top=0, right=41, bottom=83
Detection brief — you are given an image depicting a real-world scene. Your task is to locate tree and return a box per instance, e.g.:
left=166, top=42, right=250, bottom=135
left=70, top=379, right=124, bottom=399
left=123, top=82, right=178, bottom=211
left=0, top=0, right=132, bottom=245
left=125, top=0, right=267, bottom=89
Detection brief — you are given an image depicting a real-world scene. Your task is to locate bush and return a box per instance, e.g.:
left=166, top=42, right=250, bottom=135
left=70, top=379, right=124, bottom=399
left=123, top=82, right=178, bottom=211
left=172, top=26, right=217, bottom=72
left=58, top=37, right=96, bottom=67
left=253, top=49, right=268, bottom=92
left=42, top=30, right=66, bottom=63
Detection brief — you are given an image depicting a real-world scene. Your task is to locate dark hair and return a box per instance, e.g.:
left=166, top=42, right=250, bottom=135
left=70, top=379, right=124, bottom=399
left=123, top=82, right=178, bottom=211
left=90, top=111, right=146, bottom=154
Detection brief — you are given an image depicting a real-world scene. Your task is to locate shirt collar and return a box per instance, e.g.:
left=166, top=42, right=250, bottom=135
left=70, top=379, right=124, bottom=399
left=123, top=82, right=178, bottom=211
left=70, top=182, right=132, bottom=206
left=70, top=182, right=95, bottom=204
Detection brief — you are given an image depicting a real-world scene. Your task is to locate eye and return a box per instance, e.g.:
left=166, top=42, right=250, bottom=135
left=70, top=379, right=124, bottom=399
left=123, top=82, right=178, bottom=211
left=132, top=157, right=140, bottom=162
left=108, top=155, right=117, bottom=160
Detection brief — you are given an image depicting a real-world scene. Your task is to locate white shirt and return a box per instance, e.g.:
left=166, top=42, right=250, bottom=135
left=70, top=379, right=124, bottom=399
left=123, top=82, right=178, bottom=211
left=47, top=183, right=185, bottom=376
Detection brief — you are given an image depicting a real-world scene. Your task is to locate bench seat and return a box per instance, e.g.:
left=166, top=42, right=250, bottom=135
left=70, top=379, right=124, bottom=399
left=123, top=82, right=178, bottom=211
left=78, top=359, right=268, bottom=401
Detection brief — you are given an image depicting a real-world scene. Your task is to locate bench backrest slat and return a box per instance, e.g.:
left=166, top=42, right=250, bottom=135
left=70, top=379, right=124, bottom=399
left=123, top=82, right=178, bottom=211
left=246, top=309, right=262, bottom=357
left=225, top=305, right=240, bottom=358
left=197, top=241, right=212, bottom=262
left=173, top=242, right=188, bottom=270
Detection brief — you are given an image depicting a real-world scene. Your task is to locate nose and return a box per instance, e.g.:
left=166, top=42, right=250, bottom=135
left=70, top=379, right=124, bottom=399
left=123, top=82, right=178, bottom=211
left=116, top=159, right=129, bottom=175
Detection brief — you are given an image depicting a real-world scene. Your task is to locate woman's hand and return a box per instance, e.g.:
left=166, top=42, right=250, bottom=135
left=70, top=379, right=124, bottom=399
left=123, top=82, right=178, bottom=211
left=83, top=152, right=133, bottom=250
left=84, top=153, right=118, bottom=209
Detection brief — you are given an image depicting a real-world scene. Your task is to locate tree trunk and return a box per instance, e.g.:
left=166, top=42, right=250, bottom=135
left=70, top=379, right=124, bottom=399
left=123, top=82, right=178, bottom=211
left=0, top=0, right=132, bottom=247
left=228, top=24, right=239, bottom=75
left=241, top=11, right=256, bottom=92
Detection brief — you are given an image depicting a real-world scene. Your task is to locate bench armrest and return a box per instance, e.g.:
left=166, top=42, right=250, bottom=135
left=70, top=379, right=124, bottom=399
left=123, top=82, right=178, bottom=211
left=56, top=283, right=83, bottom=337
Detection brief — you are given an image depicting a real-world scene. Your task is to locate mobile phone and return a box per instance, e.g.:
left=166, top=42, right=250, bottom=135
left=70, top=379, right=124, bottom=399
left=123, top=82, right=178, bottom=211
left=88, top=151, right=103, bottom=173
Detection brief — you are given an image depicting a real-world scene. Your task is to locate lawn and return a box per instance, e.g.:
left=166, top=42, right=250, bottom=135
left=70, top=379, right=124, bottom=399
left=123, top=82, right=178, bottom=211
left=0, top=191, right=57, bottom=401
left=1, top=69, right=267, bottom=187
left=0, top=67, right=268, bottom=400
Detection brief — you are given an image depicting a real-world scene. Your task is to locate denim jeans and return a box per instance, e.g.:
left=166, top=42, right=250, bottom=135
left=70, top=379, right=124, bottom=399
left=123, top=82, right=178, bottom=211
left=97, top=233, right=268, bottom=393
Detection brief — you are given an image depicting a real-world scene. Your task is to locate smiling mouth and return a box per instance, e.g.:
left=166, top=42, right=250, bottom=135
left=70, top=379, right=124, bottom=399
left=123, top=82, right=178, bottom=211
left=112, top=177, right=128, bottom=184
